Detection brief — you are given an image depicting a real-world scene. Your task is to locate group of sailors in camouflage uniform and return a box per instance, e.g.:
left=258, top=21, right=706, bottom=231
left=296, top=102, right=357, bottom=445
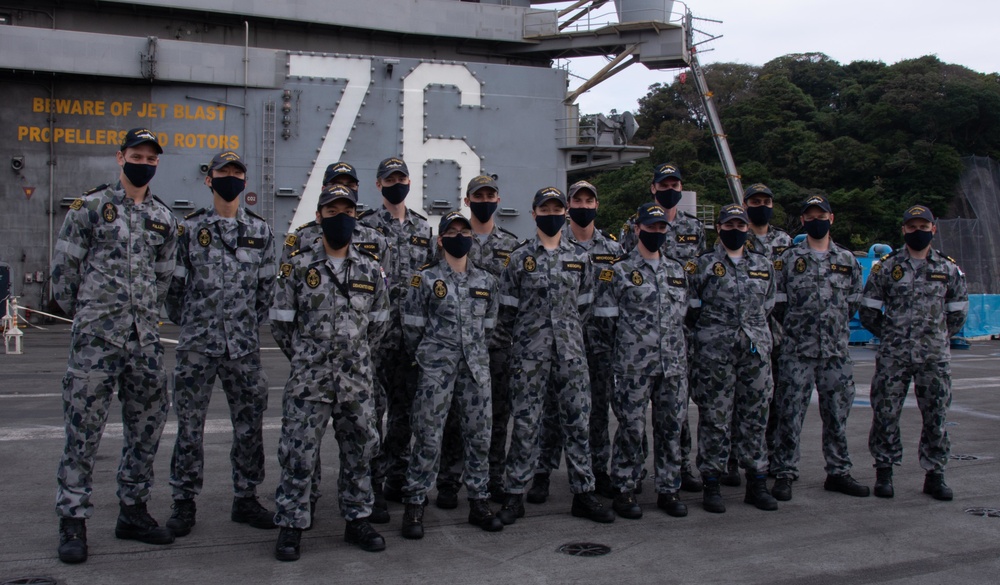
left=51, top=130, right=969, bottom=565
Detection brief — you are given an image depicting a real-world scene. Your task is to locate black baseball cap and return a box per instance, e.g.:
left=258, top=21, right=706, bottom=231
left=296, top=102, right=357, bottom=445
left=376, top=157, right=409, bottom=180
left=323, top=162, right=359, bottom=185
left=903, top=204, right=935, bottom=223
left=743, top=183, right=773, bottom=199
left=532, top=186, right=567, bottom=209
left=636, top=202, right=668, bottom=225
left=208, top=151, right=247, bottom=173
left=467, top=175, right=499, bottom=196
left=439, top=210, right=472, bottom=234
left=717, top=203, right=749, bottom=224
left=567, top=180, right=598, bottom=200
left=120, top=128, right=163, bottom=154
left=652, top=163, right=682, bottom=184
left=317, top=184, right=358, bottom=209
left=801, top=194, right=832, bottom=214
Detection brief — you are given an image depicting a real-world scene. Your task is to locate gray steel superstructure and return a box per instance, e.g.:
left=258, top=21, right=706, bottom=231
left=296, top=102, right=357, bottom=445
left=0, top=0, right=690, bottom=312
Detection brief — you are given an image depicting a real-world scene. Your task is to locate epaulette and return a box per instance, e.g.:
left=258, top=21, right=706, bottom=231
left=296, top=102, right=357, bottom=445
left=356, top=208, right=376, bottom=221
left=151, top=194, right=171, bottom=209
left=696, top=248, right=715, bottom=257
left=569, top=239, right=588, bottom=251
left=601, top=229, right=618, bottom=242
left=471, top=261, right=490, bottom=273
left=82, top=184, right=109, bottom=197
left=497, top=225, right=518, bottom=238
left=418, top=260, right=439, bottom=271
left=356, top=247, right=380, bottom=262
left=245, top=209, right=266, bottom=221
left=295, top=220, right=318, bottom=232
left=679, top=210, right=700, bottom=220
left=185, top=207, right=208, bottom=220
left=944, top=254, right=958, bottom=264
left=879, top=249, right=899, bottom=262
left=511, top=239, right=530, bottom=252
left=746, top=245, right=767, bottom=256
left=409, top=209, right=428, bottom=220
left=289, top=249, right=303, bottom=258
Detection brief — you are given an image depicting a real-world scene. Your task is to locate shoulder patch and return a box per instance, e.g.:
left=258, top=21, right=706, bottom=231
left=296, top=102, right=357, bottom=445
left=177, top=225, right=185, bottom=237
left=599, top=269, right=614, bottom=282
left=410, top=209, right=428, bottom=220
left=773, top=259, right=783, bottom=271
left=284, top=234, right=298, bottom=248
left=601, top=230, right=618, bottom=242
left=870, top=262, right=882, bottom=275
left=357, top=208, right=376, bottom=220
left=357, top=247, right=380, bottom=262
left=684, top=260, right=697, bottom=274
left=245, top=209, right=265, bottom=221
left=82, top=184, right=108, bottom=197
left=69, top=198, right=84, bottom=211
left=410, top=275, right=422, bottom=288
left=418, top=261, right=438, bottom=271
left=279, top=263, right=293, bottom=278
left=497, top=225, right=518, bottom=238
left=185, top=208, right=207, bottom=220
left=296, top=221, right=318, bottom=232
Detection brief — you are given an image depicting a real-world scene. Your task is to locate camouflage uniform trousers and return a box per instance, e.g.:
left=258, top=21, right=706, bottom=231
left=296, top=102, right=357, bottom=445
left=868, top=358, right=952, bottom=473
left=732, top=351, right=780, bottom=469
left=534, top=351, right=614, bottom=479
left=504, top=357, right=595, bottom=494
left=274, top=394, right=378, bottom=528
left=435, top=345, right=514, bottom=492
left=371, top=348, right=418, bottom=489
left=690, top=338, right=773, bottom=477
left=770, top=353, right=856, bottom=480
left=56, top=330, right=169, bottom=518
left=169, top=350, right=268, bottom=500
left=403, top=358, right=493, bottom=503
left=611, top=374, right=688, bottom=494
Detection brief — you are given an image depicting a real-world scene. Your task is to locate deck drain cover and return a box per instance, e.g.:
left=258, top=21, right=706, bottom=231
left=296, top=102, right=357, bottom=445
left=950, top=454, right=979, bottom=461
left=1, top=579, right=58, bottom=585
left=557, top=542, right=611, bottom=557
left=965, top=507, right=1000, bottom=518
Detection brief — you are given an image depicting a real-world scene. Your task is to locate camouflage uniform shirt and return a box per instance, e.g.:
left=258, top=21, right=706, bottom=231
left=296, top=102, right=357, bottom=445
left=746, top=226, right=793, bottom=260
left=620, top=209, right=706, bottom=261
left=469, top=224, right=522, bottom=349
left=51, top=184, right=177, bottom=347
left=166, top=206, right=276, bottom=357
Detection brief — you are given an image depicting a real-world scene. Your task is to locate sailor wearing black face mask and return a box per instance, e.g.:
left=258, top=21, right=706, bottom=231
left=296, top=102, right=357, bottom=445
left=860, top=204, right=968, bottom=502
left=529, top=180, right=624, bottom=503
left=618, top=164, right=706, bottom=264
left=686, top=204, right=778, bottom=514
left=435, top=175, right=522, bottom=508
left=495, top=187, right=614, bottom=526
left=399, top=210, right=504, bottom=538
left=721, top=183, right=794, bottom=488
left=361, top=157, right=434, bottom=510
left=768, top=194, right=869, bottom=503
left=165, top=150, right=278, bottom=538
left=617, top=163, right=706, bottom=493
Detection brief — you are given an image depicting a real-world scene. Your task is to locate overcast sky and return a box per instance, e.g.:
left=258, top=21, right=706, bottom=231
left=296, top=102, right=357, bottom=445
left=563, top=0, right=1000, bottom=115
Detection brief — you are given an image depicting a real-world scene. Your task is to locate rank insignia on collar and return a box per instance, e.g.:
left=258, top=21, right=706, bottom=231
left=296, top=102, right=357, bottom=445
left=306, top=267, right=321, bottom=288
left=102, top=202, right=118, bottom=223
left=198, top=227, right=212, bottom=247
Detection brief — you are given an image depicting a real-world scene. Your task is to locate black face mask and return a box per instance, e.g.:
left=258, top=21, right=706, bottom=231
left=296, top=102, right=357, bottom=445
left=746, top=205, right=773, bottom=227
left=718, top=228, right=748, bottom=251
left=638, top=230, right=667, bottom=252
left=535, top=214, right=565, bottom=237
left=568, top=208, right=597, bottom=228
left=211, top=176, right=246, bottom=203
left=122, top=162, right=156, bottom=188
left=804, top=218, right=831, bottom=240
left=381, top=183, right=410, bottom=204
left=655, top=188, right=683, bottom=209
left=321, top=214, right=356, bottom=250
left=904, top=230, right=934, bottom=251
left=441, top=235, right=473, bottom=258
left=469, top=201, right=498, bottom=223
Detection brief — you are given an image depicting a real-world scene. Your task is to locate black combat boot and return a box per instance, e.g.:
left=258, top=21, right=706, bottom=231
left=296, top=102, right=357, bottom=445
left=401, top=503, right=424, bottom=540
left=771, top=477, right=793, bottom=501
left=487, top=476, right=505, bottom=504
left=702, top=475, right=726, bottom=513
left=680, top=468, right=703, bottom=492
left=923, top=472, right=954, bottom=501
left=167, top=498, right=197, bottom=537
left=824, top=474, right=871, bottom=497
left=370, top=482, right=390, bottom=524
left=744, top=473, right=778, bottom=511
left=232, top=496, right=277, bottom=529
left=874, top=467, right=894, bottom=498
left=115, top=502, right=175, bottom=544
left=526, top=472, right=550, bottom=504
left=497, top=493, right=525, bottom=525
left=274, top=527, right=302, bottom=561
left=468, top=499, right=503, bottom=532
left=656, top=491, right=688, bottom=517
left=594, top=471, right=617, bottom=499
left=721, top=458, right=742, bottom=487
left=612, top=490, right=642, bottom=519
left=345, top=518, right=386, bottom=552
left=435, top=484, right=460, bottom=510
left=58, top=517, right=88, bottom=564
left=571, top=492, right=615, bottom=523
